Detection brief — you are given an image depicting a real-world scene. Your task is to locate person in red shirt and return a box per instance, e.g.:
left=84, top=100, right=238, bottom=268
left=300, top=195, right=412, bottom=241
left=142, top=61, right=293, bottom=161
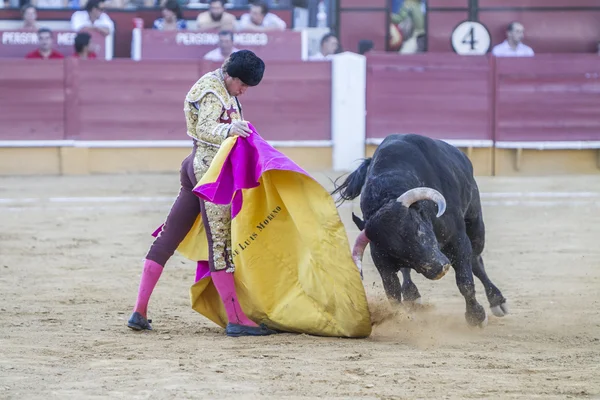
left=73, top=32, right=97, bottom=59
left=25, top=28, right=64, bottom=59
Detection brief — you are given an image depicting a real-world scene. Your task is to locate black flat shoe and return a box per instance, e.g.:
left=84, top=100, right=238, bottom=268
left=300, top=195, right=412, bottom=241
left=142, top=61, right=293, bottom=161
left=127, top=312, right=153, bottom=331
left=225, top=323, right=278, bottom=337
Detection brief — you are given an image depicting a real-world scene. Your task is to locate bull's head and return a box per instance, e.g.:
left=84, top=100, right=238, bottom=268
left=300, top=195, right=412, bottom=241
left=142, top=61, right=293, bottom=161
left=352, top=187, right=451, bottom=281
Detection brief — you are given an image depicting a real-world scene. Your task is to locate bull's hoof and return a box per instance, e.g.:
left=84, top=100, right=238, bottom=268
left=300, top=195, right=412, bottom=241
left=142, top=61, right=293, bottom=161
left=491, top=301, right=509, bottom=317
left=465, top=304, right=487, bottom=328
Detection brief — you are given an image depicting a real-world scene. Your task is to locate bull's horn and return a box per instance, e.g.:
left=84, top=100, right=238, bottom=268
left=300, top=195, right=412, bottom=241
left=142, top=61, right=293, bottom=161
left=352, top=230, right=370, bottom=280
left=396, top=187, right=447, bottom=217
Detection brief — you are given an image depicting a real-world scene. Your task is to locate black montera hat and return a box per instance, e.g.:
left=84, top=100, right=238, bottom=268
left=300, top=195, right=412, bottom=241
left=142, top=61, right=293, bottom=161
left=225, top=50, right=265, bottom=87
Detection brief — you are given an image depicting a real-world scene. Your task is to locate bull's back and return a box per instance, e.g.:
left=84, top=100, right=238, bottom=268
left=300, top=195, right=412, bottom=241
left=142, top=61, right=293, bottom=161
left=372, top=134, right=474, bottom=180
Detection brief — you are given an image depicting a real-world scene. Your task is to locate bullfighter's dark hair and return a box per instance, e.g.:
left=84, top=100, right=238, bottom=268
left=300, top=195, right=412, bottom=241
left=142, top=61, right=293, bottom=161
left=225, top=49, right=265, bottom=87
left=209, top=0, right=226, bottom=5
left=331, top=157, right=372, bottom=205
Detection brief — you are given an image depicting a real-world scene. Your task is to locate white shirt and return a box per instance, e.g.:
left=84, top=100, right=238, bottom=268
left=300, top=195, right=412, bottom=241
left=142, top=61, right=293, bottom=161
left=70, top=10, right=115, bottom=34
left=492, top=40, right=534, bottom=57
left=308, top=52, right=333, bottom=61
left=203, top=47, right=239, bottom=62
left=237, top=13, right=286, bottom=31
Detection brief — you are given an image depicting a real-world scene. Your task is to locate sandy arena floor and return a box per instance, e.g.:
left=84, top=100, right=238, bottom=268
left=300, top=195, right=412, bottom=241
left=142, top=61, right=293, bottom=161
left=0, top=172, right=599, bottom=399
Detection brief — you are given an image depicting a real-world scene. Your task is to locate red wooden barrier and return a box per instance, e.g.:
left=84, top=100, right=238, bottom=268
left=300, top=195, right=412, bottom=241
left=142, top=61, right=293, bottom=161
left=0, top=59, right=65, bottom=140
left=137, top=29, right=304, bottom=61
left=494, top=54, right=600, bottom=143
left=2, top=54, right=599, bottom=145
left=365, top=52, right=494, bottom=143
left=0, top=59, right=331, bottom=142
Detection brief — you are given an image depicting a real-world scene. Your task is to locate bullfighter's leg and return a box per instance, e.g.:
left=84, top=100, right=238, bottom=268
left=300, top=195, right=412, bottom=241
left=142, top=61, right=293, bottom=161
left=371, top=248, right=403, bottom=304
left=471, top=255, right=509, bottom=317
left=445, top=234, right=488, bottom=328
left=199, top=199, right=277, bottom=337
left=400, top=268, right=422, bottom=304
left=128, top=153, right=199, bottom=331
left=465, top=211, right=509, bottom=317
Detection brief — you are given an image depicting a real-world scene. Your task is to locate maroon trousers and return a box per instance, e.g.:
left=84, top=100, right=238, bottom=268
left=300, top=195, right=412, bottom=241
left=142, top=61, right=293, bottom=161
left=145, top=148, right=202, bottom=267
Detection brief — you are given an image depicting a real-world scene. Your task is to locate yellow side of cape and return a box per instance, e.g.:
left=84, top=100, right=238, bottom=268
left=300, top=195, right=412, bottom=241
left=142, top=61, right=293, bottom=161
left=177, top=138, right=372, bottom=338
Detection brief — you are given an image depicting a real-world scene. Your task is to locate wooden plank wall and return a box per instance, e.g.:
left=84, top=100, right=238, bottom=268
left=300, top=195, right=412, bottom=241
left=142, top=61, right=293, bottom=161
left=365, top=52, right=494, bottom=142
left=0, top=59, right=332, bottom=142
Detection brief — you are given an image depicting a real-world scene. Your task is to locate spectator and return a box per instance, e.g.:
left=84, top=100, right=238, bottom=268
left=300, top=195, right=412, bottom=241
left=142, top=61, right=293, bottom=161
left=492, top=22, right=534, bottom=57
left=25, top=28, right=64, bottom=59
left=196, top=0, right=236, bottom=32
left=21, top=4, right=38, bottom=31
left=308, top=33, right=339, bottom=61
left=70, top=0, right=115, bottom=38
left=237, top=1, right=286, bottom=31
left=203, top=30, right=239, bottom=62
left=153, top=0, right=187, bottom=30
left=73, top=32, right=97, bottom=59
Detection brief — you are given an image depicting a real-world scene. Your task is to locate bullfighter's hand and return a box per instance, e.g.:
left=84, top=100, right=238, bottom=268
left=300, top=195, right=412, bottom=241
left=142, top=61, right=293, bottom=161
left=229, top=121, right=252, bottom=138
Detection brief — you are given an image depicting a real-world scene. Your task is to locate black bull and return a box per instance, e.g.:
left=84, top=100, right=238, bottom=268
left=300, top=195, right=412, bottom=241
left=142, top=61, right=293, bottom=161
left=332, top=134, right=509, bottom=327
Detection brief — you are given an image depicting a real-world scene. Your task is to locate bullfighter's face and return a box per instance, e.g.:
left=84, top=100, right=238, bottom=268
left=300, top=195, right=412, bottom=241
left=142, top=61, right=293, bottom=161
left=365, top=201, right=451, bottom=280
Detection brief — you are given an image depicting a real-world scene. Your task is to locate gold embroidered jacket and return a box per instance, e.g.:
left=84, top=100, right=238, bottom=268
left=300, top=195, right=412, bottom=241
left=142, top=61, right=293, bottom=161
left=184, top=68, right=243, bottom=180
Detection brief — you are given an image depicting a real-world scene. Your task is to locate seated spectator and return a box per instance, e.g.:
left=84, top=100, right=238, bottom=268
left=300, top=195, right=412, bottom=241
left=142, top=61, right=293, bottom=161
left=153, top=0, right=187, bottom=30
left=203, top=30, right=239, bottom=62
left=21, top=4, right=38, bottom=31
left=70, top=0, right=115, bottom=38
left=492, top=22, right=534, bottom=57
left=25, top=28, right=64, bottom=59
left=196, top=0, right=236, bottom=32
left=308, top=33, right=339, bottom=61
left=237, top=1, right=286, bottom=31
left=73, top=32, right=97, bottom=59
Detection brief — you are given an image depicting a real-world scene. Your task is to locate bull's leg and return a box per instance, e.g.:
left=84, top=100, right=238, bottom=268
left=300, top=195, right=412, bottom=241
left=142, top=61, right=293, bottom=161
left=400, top=268, right=422, bottom=304
left=471, top=255, right=509, bottom=317
left=371, top=249, right=403, bottom=304
left=446, top=236, right=488, bottom=328
left=465, top=210, right=509, bottom=317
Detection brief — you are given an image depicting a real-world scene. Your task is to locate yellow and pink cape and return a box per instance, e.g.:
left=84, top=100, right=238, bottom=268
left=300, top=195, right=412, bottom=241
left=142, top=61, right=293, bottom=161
left=160, top=125, right=371, bottom=338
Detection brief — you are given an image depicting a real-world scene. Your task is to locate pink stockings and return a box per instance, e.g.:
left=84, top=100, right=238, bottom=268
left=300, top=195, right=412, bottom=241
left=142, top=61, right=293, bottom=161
left=211, top=270, right=258, bottom=327
left=132, top=259, right=163, bottom=318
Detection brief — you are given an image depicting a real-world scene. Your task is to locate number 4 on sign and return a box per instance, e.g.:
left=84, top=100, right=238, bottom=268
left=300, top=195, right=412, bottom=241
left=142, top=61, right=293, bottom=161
left=462, top=26, right=477, bottom=50
left=451, top=21, right=491, bottom=56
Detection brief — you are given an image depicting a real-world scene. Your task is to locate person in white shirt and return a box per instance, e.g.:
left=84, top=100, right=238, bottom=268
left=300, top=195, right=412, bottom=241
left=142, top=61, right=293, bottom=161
left=491, top=22, right=534, bottom=57
left=308, top=33, right=339, bottom=61
left=70, top=0, right=115, bottom=37
left=237, top=1, right=286, bottom=32
left=204, top=30, right=240, bottom=62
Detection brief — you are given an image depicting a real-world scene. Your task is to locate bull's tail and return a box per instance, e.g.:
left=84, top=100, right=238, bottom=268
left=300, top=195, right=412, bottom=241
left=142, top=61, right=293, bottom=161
left=331, top=158, right=372, bottom=204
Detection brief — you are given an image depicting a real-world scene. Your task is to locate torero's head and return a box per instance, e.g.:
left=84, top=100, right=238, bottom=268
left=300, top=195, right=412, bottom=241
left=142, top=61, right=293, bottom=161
left=222, top=49, right=265, bottom=97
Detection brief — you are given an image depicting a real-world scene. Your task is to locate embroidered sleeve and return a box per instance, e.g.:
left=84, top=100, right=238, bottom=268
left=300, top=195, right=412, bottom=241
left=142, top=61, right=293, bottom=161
left=195, top=93, right=231, bottom=145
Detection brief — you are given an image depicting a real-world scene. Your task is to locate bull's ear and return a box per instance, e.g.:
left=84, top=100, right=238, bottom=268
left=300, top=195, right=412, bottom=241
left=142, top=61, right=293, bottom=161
left=352, top=212, right=366, bottom=231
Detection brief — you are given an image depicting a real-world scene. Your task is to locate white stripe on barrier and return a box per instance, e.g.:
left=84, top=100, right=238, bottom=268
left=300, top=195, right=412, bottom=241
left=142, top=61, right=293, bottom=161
left=495, top=141, right=600, bottom=150
left=366, top=138, right=494, bottom=148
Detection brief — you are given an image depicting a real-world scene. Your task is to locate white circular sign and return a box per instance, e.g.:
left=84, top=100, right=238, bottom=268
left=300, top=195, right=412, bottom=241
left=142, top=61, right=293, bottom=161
left=451, top=21, right=491, bottom=55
